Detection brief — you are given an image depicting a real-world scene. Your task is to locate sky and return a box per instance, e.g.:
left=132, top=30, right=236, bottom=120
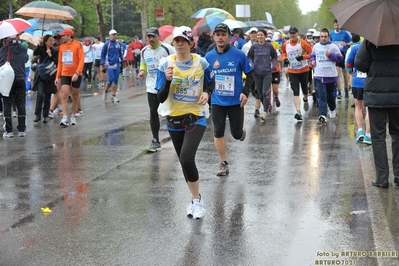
left=298, top=0, right=322, bottom=14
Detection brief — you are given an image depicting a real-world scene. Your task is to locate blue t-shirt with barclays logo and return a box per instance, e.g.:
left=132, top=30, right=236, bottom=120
left=205, top=45, right=253, bottom=106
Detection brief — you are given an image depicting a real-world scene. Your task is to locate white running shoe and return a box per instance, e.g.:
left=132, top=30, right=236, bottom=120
left=186, top=202, right=194, bottom=217
left=12, top=111, right=17, bottom=118
left=60, top=116, right=69, bottom=127
left=319, top=115, right=327, bottom=124
left=53, top=108, right=60, bottom=115
left=102, top=91, right=108, bottom=101
left=70, top=115, right=77, bottom=126
left=329, top=109, right=336, bottom=119
left=192, top=198, right=205, bottom=219
left=111, top=97, right=120, bottom=103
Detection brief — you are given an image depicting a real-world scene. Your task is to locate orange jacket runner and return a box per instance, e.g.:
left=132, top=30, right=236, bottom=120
left=281, top=38, right=312, bottom=74
left=56, top=39, right=84, bottom=79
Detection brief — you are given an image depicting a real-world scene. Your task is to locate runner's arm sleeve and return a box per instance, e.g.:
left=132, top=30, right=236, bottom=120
left=157, top=80, right=171, bottom=103
left=243, top=70, right=254, bottom=97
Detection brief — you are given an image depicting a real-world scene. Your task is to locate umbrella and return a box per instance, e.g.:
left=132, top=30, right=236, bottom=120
left=63, top=5, right=78, bottom=17
left=19, top=32, right=41, bottom=49
left=0, top=18, right=32, bottom=39
left=330, top=0, right=399, bottom=46
left=193, top=13, right=230, bottom=36
left=255, top=20, right=277, bottom=30
left=15, top=1, right=74, bottom=21
left=190, top=8, right=235, bottom=20
left=244, top=21, right=265, bottom=28
left=32, top=30, right=53, bottom=36
left=158, top=25, right=175, bottom=42
left=42, top=22, right=74, bottom=32
left=222, top=19, right=247, bottom=30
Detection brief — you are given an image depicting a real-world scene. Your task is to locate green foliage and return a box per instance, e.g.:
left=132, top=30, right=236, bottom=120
left=1, top=0, right=341, bottom=40
left=314, top=0, right=340, bottom=30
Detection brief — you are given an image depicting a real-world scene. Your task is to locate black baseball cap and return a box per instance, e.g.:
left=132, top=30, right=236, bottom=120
left=146, top=27, right=159, bottom=36
left=289, top=27, right=299, bottom=34
left=214, top=23, right=231, bottom=34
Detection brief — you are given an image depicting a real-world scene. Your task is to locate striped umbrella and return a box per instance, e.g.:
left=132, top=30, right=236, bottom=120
left=15, top=1, right=74, bottom=21
left=193, top=13, right=230, bottom=36
left=190, top=8, right=234, bottom=20
left=0, top=18, right=32, bottom=39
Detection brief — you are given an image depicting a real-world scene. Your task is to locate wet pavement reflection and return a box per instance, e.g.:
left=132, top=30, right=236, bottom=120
left=1, top=74, right=398, bottom=265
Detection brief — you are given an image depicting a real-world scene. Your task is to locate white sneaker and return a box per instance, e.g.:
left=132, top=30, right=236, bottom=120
left=259, top=112, right=267, bottom=122
left=70, top=115, right=77, bottom=126
left=53, top=108, right=60, bottom=115
left=111, top=96, right=120, bottom=103
left=48, top=110, right=54, bottom=118
left=3, top=132, right=14, bottom=138
left=192, top=198, right=205, bottom=219
left=75, top=109, right=84, bottom=117
left=0, top=111, right=3, bottom=116
left=186, top=202, right=194, bottom=217
left=60, top=116, right=69, bottom=127
left=329, top=109, right=336, bottom=118
left=102, top=91, right=108, bottom=101
left=319, top=115, right=327, bottom=124
left=12, top=111, right=17, bottom=118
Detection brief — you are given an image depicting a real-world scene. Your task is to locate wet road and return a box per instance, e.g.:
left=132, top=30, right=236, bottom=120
left=1, top=74, right=399, bottom=266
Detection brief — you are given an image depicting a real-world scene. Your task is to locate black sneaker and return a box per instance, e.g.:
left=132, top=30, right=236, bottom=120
left=217, top=162, right=229, bottom=176
left=294, top=112, right=303, bottom=122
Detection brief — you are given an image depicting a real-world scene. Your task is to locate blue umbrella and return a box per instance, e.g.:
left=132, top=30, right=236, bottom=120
left=24, top=18, right=38, bottom=34
left=32, top=29, right=53, bottom=36
left=193, top=13, right=230, bottom=35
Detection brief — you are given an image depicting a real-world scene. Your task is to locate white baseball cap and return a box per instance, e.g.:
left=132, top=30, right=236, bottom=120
left=249, top=27, right=258, bottom=33
left=109, top=29, right=117, bottom=35
left=173, top=26, right=193, bottom=41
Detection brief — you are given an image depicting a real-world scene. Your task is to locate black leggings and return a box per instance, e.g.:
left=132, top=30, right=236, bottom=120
left=168, top=125, right=206, bottom=183
left=289, top=72, right=309, bottom=96
left=83, top=62, right=93, bottom=81
left=147, top=92, right=160, bottom=142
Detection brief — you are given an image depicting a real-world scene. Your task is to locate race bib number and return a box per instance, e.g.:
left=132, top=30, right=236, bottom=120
left=145, top=57, right=159, bottom=75
left=215, top=75, right=234, bottom=96
left=62, top=51, right=73, bottom=65
left=288, top=56, right=302, bottom=70
left=357, top=71, right=367, bottom=78
left=316, top=51, right=329, bottom=65
left=172, top=76, right=200, bottom=103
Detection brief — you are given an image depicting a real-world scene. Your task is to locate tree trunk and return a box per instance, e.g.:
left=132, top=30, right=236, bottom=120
left=94, top=0, right=106, bottom=41
left=140, top=0, right=148, bottom=42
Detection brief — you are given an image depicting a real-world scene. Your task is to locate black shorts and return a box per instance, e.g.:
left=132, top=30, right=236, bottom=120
left=352, top=87, right=364, bottom=100
left=211, top=104, right=244, bottom=139
left=272, top=72, right=280, bottom=84
left=61, top=75, right=82, bottom=88
left=336, top=52, right=346, bottom=68
left=283, top=61, right=289, bottom=68
left=94, top=59, right=101, bottom=68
